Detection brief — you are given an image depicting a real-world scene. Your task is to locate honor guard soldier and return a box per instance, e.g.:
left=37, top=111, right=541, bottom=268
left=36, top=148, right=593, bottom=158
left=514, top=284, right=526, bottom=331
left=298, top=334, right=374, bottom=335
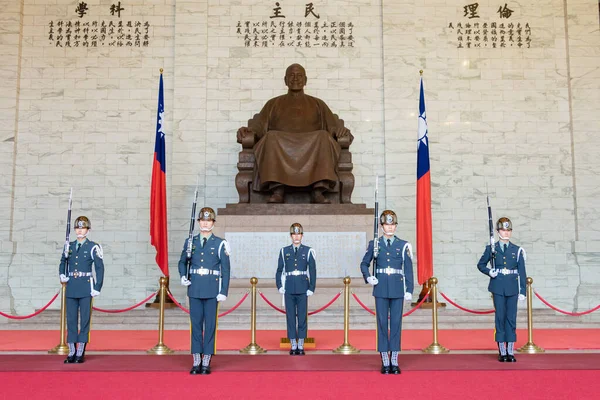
left=275, top=223, right=317, bottom=355
left=59, top=216, right=104, bottom=364
left=178, top=207, right=231, bottom=375
left=477, top=217, right=527, bottom=362
left=360, top=210, right=414, bottom=374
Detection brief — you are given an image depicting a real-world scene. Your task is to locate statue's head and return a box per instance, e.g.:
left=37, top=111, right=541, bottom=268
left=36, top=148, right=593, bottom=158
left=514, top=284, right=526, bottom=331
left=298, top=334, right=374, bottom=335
left=284, top=64, right=307, bottom=92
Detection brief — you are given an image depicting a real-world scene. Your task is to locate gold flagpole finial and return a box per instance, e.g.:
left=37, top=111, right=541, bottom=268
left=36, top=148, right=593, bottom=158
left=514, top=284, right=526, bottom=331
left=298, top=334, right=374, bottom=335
left=160, top=68, right=164, bottom=74
left=419, top=70, right=423, bottom=76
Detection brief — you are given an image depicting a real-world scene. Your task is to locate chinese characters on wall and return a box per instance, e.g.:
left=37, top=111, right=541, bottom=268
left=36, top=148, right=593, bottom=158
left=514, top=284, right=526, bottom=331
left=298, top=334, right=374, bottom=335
left=448, top=3, right=532, bottom=49
left=48, top=2, right=150, bottom=48
left=236, top=3, right=355, bottom=48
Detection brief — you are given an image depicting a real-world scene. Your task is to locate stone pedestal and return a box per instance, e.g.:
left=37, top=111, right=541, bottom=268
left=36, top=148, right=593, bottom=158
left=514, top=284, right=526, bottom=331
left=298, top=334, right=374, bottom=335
left=215, top=204, right=374, bottom=279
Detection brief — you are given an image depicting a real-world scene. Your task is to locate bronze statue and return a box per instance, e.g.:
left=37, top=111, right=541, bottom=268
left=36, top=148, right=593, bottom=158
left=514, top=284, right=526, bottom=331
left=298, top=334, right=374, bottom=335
left=236, top=64, right=354, bottom=204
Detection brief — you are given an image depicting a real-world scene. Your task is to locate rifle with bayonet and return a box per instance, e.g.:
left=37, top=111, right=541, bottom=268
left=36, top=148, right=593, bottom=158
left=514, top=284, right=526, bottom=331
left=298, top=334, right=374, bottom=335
left=186, top=183, right=199, bottom=280
left=372, top=176, right=379, bottom=277
left=63, top=188, right=73, bottom=276
left=486, top=191, right=496, bottom=273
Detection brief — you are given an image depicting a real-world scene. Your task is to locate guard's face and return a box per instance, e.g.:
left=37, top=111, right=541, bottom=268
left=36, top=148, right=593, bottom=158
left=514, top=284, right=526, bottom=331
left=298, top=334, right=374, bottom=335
left=382, top=223, right=397, bottom=236
left=498, top=228, right=512, bottom=240
left=291, top=233, right=303, bottom=245
left=75, top=228, right=89, bottom=238
left=199, top=220, right=214, bottom=232
left=284, top=67, right=307, bottom=91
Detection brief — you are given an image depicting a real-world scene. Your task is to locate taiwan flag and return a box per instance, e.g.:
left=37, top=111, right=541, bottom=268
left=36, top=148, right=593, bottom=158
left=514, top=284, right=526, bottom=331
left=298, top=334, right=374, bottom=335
left=416, top=76, right=433, bottom=285
left=150, top=72, right=169, bottom=276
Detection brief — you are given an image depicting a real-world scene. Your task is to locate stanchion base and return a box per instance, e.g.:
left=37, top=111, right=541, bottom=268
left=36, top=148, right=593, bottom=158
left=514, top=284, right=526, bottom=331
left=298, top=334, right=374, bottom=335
left=422, top=342, right=450, bottom=354
left=332, top=343, right=360, bottom=354
left=48, top=344, right=69, bottom=355
left=240, top=343, right=267, bottom=354
left=280, top=337, right=315, bottom=348
left=517, top=342, right=545, bottom=353
left=146, top=343, right=174, bottom=355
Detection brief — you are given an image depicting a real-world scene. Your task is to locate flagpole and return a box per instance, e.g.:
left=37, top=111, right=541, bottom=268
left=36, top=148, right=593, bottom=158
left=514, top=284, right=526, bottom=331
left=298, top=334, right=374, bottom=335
left=147, top=68, right=175, bottom=309
left=414, top=69, right=445, bottom=309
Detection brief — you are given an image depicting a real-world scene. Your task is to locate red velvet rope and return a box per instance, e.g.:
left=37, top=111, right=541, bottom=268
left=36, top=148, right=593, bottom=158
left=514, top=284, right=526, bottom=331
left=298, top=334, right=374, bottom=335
left=308, top=291, right=342, bottom=316
left=439, top=292, right=495, bottom=315
left=258, top=291, right=286, bottom=314
left=258, top=290, right=343, bottom=315
left=0, top=290, right=60, bottom=320
left=351, top=291, right=430, bottom=317
left=92, top=291, right=159, bottom=313
left=167, top=290, right=250, bottom=318
left=534, top=290, right=600, bottom=316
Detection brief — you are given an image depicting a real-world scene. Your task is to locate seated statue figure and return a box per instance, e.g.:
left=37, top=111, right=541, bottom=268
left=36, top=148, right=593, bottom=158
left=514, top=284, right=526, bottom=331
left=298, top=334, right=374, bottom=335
left=236, top=63, right=354, bottom=204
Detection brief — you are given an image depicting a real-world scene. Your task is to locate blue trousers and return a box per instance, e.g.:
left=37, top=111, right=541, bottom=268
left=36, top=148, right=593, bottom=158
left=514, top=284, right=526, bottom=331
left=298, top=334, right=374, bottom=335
left=189, top=297, right=218, bottom=355
left=66, top=296, right=92, bottom=343
left=493, top=293, right=518, bottom=342
left=375, top=297, right=403, bottom=352
left=284, top=293, right=308, bottom=339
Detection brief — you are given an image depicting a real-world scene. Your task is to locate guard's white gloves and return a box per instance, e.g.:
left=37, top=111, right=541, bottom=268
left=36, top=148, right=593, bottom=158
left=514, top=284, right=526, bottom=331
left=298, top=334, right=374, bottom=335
left=216, top=294, right=227, bottom=302
left=181, top=276, right=191, bottom=286
left=91, top=289, right=100, bottom=297
left=404, top=292, right=412, bottom=302
left=59, top=274, right=69, bottom=283
left=306, top=290, right=314, bottom=296
left=367, top=276, right=379, bottom=286
left=518, top=294, right=526, bottom=301
left=489, top=269, right=499, bottom=278
left=278, top=287, right=285, bottom=294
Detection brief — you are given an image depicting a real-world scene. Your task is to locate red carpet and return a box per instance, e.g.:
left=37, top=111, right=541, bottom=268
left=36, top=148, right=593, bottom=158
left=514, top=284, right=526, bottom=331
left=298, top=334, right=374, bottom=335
left=1, top=353, right=599, bottom=372
left=1, top=329, right=598, bottom=351
left=1, top=371, right=598, bottom=400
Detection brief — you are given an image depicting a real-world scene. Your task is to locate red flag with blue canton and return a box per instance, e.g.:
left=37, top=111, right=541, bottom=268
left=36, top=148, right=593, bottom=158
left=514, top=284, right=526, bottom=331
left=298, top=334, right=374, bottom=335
left=150, top=72, right=169, bottom=276
left=416, top=76, right=433, bottom=285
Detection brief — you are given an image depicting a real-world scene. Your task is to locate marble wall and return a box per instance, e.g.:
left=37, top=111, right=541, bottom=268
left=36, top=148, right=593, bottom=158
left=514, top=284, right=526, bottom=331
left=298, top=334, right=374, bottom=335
left=0, top=0, right=598, bottom=315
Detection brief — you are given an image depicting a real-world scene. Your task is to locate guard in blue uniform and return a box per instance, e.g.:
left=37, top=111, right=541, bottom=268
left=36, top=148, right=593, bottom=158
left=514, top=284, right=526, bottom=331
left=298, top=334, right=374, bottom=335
left=275, top=223, right=317, bottom=355
left=179, top=207, right=231, bottom=375
left=477, top=217, right=527, bottom=362
left=360, top=210, right=414, bottom=374
left=59, top=216, right=104, bottom=364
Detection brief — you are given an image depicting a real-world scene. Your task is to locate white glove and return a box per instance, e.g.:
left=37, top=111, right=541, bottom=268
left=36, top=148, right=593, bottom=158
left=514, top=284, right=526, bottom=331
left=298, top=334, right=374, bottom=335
left=489, top=269, right=498, bottom=278
left=518, top=294, right=526, bottom=301
left=278, top=287, right=285, bottom=294
left=59, top=274, right=69, bottom=283
left=404, top=292, right=412, bottom=302
left=306, top=290, right=314, bottom=296
left=366, top=276, right=379, bottom=286
left=216, top=294, right=227, bottom=302
left=180, top=276, right=191, bottom=286
left=90, top=289, right=100, bottom=297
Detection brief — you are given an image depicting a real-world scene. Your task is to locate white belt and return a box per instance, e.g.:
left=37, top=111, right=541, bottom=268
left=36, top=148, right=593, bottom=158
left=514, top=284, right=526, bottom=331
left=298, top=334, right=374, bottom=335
left=376, top=268, right=403, bottom=275
left=69, top=272, right=92, bottom=278
left=285, top=270, right=308, bottom=276
left=498, top=268, right=518, bottom=275
left=190, top=268, right=220, bottom=276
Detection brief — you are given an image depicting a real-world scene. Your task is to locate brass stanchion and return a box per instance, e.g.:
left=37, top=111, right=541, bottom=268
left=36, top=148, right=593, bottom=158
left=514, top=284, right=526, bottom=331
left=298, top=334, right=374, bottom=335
left=518, top=277, right=545, bottom=353
left=422, top=277, right=449, bottom=354
left=48, top=282, right=68, bottom=354
left=147, top=276, right=174, bottom=354
left=240, top=277, right=267, bottom=354
left=333, top=277, right=360, bottom=354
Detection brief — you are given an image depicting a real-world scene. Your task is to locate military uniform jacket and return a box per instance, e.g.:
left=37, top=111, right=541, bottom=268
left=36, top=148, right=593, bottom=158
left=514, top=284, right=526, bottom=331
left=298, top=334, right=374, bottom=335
left=360, top=236, right=414, bottom=299
left=59, top=239, right=104, bottom=298
left=477, top=241, right=527, bottom=296
left=178, top=234, right=231, bottom=299
left=276, top=244, right=317, bottom=295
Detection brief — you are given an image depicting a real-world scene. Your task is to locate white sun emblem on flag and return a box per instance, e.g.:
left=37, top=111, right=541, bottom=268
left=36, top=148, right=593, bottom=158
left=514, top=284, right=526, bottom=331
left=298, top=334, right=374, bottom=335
left=418, top=111, right=428, bottom=149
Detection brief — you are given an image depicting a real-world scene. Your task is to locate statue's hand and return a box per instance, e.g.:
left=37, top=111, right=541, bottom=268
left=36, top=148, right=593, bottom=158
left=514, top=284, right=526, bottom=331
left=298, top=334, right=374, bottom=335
left=333, top=127, right=350, bottom=139
left=237, top=127, right=254, bottom=143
